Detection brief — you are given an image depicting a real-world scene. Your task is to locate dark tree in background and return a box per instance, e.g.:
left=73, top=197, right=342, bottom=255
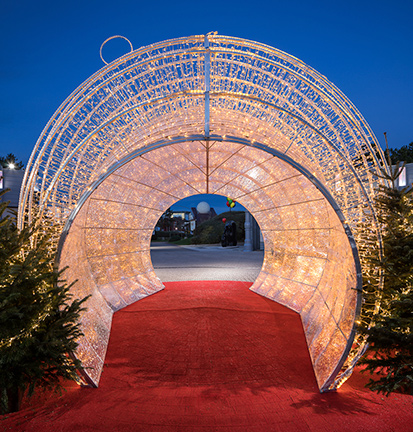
left=0, top=153, right=24, bottom=170
left=159, top=207, right=174, bottom=231
left=0, top=189, right=89, bottom=414
left=389, top=142, right=413, bottom=163
left=359, top=135, right=413, bottom=396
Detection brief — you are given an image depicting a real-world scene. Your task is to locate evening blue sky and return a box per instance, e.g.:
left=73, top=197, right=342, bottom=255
left=1, top=0, right=412, bottom=167
left=170, top=194, right=245, bottom=215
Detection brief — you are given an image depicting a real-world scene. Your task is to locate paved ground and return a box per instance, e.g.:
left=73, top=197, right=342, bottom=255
left=150, top=242, right=264, bottom=282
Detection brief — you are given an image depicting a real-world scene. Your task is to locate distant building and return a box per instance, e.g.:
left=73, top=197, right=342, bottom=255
left=0, top=168, right=25, bottom=219
left=170, top=210, right=196, bottom=233
left=191, top=206, right=217, bottom=226
left=393, top=162, right=413, bottom=190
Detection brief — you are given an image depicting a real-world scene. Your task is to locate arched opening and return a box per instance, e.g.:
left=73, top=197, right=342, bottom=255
left=150, top=193, right=264, bottom=283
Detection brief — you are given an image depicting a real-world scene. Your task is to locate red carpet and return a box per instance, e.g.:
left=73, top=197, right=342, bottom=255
left=1, top=281, right=412, bottom=431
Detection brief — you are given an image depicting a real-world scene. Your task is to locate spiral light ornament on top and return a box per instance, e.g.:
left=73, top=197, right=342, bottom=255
left=18, top=34, right=387, bottom=392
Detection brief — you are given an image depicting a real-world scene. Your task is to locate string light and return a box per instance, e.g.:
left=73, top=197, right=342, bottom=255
left=18, top=34, right=387, bottom=391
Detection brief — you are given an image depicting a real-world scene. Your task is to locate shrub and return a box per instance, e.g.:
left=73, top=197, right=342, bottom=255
left=191, top=211, right=245, bottom=244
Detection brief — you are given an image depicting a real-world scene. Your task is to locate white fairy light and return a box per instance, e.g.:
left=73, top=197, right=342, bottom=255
left=18, top=34, right=387, bottom=392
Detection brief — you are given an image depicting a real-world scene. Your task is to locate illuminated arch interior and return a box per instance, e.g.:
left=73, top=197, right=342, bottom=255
left=19, top=34, right=386, bottom=392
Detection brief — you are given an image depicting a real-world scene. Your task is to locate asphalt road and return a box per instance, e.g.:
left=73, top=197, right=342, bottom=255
left=150, top=242, right=264, bottom=282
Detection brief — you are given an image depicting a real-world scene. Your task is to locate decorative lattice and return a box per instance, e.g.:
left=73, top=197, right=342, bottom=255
left=19, top=34, right=387, bottom=391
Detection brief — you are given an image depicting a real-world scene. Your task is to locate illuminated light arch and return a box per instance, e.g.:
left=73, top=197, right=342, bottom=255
left=19, top=34, right=387, bottom=392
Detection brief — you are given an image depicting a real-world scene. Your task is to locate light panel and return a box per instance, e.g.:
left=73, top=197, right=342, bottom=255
left=18, top=34, right=387, bottom=392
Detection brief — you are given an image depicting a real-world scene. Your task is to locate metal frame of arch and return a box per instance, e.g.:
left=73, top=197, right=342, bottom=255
left=18, top=34, right=387, bottom=392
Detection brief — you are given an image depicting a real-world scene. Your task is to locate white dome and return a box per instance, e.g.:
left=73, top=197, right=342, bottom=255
left=196, top=201, right=210, bottom=214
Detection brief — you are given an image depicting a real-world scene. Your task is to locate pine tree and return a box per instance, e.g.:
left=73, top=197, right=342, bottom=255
left=359, top=135, right=413, bottom=395
left=389, top=141, right=413, bottom=163
left=0, top=189, right=89, bottom=413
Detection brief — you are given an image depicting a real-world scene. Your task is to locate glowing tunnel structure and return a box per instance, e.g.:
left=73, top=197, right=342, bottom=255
left=18, top=34, right=387, bottom=392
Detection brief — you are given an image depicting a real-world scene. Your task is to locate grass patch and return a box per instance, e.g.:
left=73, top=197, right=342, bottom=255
left=170, top=238, right=192, bottom=245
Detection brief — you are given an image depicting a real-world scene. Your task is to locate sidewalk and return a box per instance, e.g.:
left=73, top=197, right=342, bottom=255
left=150, top=242, right=264, bottom=282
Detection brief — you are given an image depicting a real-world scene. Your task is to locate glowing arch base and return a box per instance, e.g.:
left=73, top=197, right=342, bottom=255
left=19, top=34, right=386, bottom=392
